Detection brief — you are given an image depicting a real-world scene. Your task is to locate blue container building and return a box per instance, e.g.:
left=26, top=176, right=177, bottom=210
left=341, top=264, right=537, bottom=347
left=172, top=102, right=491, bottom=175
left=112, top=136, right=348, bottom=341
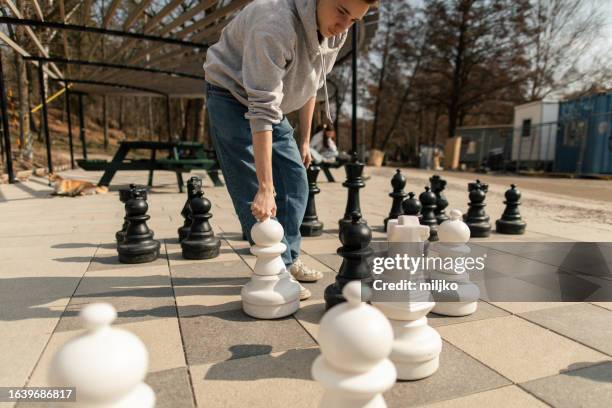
left=555, top=92, right=612, bottom=174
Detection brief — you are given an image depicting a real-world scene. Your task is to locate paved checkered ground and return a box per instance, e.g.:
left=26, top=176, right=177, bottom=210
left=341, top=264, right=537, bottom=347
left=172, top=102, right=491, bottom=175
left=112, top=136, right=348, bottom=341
left=1, top=166, right=611, bottom=408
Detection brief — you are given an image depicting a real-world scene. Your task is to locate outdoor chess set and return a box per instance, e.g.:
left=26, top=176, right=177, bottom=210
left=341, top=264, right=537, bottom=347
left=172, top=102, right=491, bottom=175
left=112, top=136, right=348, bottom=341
left=41, top=166, right=546, bottom=408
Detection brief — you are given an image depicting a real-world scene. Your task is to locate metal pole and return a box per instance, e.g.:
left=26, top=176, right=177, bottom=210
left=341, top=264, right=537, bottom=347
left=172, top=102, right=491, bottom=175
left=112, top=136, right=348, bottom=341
left=103, top=95, right=108, bottom=150
left=0, top=47, right=15, bottom=183
left=166, top=95, right=172, bottom=141
left=38, top=61, right=53, bottom=176
left=65, top=83, right=75, bottom=169
left=78, top=92, right=87, bottom=159
left=351, top=23, right=358, bottom=156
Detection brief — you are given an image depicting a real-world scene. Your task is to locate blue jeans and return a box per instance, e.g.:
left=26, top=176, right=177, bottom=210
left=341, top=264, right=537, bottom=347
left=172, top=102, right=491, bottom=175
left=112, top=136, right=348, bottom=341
left=205, top=83, right=308, bottom=267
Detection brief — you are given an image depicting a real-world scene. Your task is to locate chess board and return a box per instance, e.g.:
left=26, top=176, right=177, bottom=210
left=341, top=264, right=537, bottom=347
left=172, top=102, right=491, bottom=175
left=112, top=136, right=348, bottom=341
left=1, top=169, right=612, bottom=408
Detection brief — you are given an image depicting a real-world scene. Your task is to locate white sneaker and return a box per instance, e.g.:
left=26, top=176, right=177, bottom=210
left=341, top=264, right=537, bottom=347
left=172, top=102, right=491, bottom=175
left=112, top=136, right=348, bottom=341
left=298, top=283, right=311, bottom=301
left=288, top=274, right=311, bottom=300
left=289, top=258, right=324, bottom=282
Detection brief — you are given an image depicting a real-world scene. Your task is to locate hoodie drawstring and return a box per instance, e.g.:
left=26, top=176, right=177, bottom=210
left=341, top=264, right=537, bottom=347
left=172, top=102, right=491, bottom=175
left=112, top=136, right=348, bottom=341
left=318, top=47, right=332, bottom=125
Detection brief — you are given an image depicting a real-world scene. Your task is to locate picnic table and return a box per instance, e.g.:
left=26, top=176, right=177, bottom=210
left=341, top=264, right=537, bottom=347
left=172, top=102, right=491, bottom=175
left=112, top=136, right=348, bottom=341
left=76, top=141, right=223, bottom=192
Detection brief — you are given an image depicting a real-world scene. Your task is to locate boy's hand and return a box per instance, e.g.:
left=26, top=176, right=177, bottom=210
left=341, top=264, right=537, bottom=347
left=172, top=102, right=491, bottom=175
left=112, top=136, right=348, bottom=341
left=252, top=187, right=276, bottom=220
left=300, top=143, right=312, bottom=168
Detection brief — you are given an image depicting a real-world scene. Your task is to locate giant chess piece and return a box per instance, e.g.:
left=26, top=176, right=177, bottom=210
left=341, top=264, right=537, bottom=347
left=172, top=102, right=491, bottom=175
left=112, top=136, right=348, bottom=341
left=339, top=154, right=367, bottom=232
left=373, top=216, right=442, bottom=380
left=464, top=180, right=491, bottom=237
left=49, top=303, right=155, bottom=407
left=181, top=190, right=221, bottom=260
left=178, top=177, right=203, bottom=242
left=325, top=212, right=374, bottom=310
left=241, top=218, right=300, bottom=319
left=430, top=175, right=449, bottom=224
left=402, top=191, right=422, bottom=221
left=116, top=184, right=137, bottom=243
left=431, top=209, right=479, bottom=316
left=419, top=187, right=439, bottom=241
left=117, top=187, right=160, bottom=264
left=300, top=163, right=324, bottom=237
left=384, top=169, right=408, bottom=232
left=496, top=184, right=526, bottom=234
left=313, top=281, right=396, bottom=408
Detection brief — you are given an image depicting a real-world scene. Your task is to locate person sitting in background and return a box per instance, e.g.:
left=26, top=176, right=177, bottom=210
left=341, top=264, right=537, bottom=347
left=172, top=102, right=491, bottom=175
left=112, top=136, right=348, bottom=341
left=310, top=125, right=339, bottom=163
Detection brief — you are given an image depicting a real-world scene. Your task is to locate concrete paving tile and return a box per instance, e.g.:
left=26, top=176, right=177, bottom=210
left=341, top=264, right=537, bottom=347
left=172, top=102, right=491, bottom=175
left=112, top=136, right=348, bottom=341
left=428, top=301, right=510, bottom=327
left=190, top=347, right=322, bottom=408
left=27, top=317, right=185, bottom=388
left=174, top=279, right=247, bottom=317
left=179, top=309, right=316, bottom=365
left=0, top=317, right=61, bottom=388
left=300, top=238, right=341, bottom=255
left=520, top=361, right=612, bottom=408
left=297, top=253, right=335, bottom=273
left=384, top=341, right=511, bottom=407
left=592, top=302, right=612, bottom=311
left=309, top=253, right=342, bottom=272
left=491, top=302, right=580, bottom=314
left=421, top=385, right=548, bottom=408
left=437, top=316, right=610, bottom=383
left=87, top=248, right=168, bottom=272
left=520, top=303, right=612, bottom=355
left=146, top=367, right=195, bottom=408
left=294, top=300, right=326, bottom=341
left=166, top=240, right=241, bottom=265
left=55, top=288, right=177, bottom=332
left=170, top=259, right=252, bottom=284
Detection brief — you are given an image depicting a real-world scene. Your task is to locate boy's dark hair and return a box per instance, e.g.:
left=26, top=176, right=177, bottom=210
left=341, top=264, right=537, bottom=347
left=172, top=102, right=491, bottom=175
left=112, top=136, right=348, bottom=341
left=362, top=0, right=379, bottom=4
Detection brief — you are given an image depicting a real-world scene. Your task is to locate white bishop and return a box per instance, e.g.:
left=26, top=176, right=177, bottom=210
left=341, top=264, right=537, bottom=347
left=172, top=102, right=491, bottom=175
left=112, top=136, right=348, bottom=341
left=48, top=303, right=155, bottom=407
left=241, top=218, right=300, bottom=319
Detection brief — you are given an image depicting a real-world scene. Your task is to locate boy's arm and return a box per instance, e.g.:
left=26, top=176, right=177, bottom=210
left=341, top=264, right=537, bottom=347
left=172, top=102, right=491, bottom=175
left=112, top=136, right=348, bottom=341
left=251, top=130, right=276, bottom=221
left=298, top=96, right=316, bottom=167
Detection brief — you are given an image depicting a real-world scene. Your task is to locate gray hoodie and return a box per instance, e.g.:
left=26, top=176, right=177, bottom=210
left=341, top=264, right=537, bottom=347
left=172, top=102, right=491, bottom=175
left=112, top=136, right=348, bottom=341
left=203, top=0, right=348, bottom=133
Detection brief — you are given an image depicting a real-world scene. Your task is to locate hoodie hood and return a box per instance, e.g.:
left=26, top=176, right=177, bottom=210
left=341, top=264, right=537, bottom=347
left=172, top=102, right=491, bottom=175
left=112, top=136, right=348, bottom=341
left=294, top=0, right=347, bottom=123
left=294, top=0, right=347, bottom=58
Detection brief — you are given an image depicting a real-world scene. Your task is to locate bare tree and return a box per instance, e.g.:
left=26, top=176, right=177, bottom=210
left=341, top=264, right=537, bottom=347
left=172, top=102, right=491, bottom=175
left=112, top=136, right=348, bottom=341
left=527, top=0, right=608, bottom=100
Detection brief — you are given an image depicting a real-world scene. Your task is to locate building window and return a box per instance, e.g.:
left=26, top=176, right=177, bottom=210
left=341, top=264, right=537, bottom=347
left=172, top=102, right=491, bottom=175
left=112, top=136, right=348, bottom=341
left=521, top=119, right=532, bottom=137
left=563, top=120, right=586, bottom=147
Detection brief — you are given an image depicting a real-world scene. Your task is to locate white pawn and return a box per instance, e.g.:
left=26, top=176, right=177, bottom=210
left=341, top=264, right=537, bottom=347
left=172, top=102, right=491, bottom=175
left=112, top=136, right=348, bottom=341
left=48, top=303, right=155, bottom=408
left=241, top=218, right=300, bottom=319
left=312, top=281, right=396, bottom=408
left=431, top=209, right=480, bottom=316
left=374, top=215, right=442, bottom=380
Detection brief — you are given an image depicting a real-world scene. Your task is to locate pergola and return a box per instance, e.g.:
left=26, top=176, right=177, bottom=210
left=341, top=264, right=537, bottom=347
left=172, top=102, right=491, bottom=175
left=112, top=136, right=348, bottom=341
left=0, top=0, right=379, bottom=183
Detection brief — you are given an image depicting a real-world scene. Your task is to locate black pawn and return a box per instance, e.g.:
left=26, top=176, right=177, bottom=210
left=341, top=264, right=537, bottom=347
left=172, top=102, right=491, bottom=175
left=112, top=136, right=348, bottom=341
left=384, top=169, right=408, bottom=232
left=300, top=164, right=324, bottom=237
left=178, top=177, right=203, bottom=241
left=464, top=180, right=492, bottom=237
left=116, top=183, right=136, bottom=243
left=325, top=212, right=373, bottom=310
left=496, top=184, right=526, bottom=234
left=402, top=191, right=422, bottom=221
left=419, top=187, right=439, bottom=241
left=117, top=187, right=160, bottom=264
left=181, top=191, right=221, bottom=259
left=430, top=175, right=449, bottom=224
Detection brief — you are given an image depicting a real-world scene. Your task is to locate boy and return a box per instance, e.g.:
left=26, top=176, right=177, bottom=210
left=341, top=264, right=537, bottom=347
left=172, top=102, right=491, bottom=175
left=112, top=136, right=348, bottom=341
left=204, top=0, right=374, bottom=299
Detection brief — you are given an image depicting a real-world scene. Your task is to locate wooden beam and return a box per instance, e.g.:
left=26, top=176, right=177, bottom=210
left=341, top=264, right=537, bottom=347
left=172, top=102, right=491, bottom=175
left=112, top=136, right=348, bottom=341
left=31, top=0, right=44, bottom=20
left=123, top=0, right=153, bottom=30
left=103, top=0, right=122, bottom=27
left=2, top=0, right=64, bottom=78
left=0, top=31, right=59, bottom=79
